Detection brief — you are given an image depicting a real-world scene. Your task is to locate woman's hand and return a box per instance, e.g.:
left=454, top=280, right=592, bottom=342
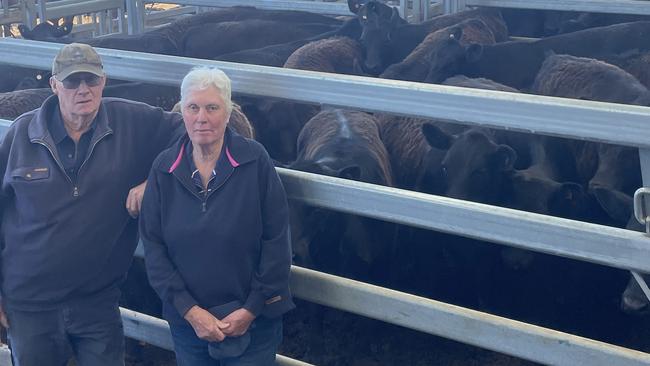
left=221, top=308, right=255, bottom=337
left=184, top=305, right=230, bottom=342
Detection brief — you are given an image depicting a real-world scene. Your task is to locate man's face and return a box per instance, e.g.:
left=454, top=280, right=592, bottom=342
left=50, top=72, right=105, bottom=121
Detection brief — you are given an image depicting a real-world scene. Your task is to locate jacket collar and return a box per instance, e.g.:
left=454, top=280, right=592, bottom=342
left=28, top=94, right=112, bottom=145
left=160, top=127, right=257, bottom=174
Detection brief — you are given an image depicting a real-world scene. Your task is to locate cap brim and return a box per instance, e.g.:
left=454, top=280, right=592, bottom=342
left=56, top=65, right=104, bottom=81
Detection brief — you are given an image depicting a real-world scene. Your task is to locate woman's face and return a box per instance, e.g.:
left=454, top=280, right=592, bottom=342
left=182, top=86, right=230, bottom=147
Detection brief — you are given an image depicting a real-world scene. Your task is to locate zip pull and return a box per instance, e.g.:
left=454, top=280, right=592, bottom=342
left=202, top=201, right=207, bottom=212
left=73, top=186, right=79, bottom=197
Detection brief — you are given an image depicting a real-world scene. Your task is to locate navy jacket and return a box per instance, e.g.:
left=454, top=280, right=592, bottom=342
left=0, top=95, right=184, bottom=310
left=140, top=128, right=294, bottom=324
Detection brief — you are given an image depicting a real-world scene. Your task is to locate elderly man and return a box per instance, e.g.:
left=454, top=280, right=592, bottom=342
left=0, top=43, right=183, bottom=365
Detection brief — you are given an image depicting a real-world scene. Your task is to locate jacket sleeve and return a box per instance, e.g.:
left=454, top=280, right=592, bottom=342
left=243, top=149, right=293, bottom=316
left=0, top=126, right=15, bottom=300
left=139, top=166, right=198, bottom=318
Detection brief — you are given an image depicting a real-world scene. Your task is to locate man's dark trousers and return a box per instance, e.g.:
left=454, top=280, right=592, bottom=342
left=5, top=296, right=124, bottom=366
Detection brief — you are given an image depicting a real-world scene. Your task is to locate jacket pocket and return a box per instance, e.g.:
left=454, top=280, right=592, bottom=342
left=11, top=167, right=50, bottom=181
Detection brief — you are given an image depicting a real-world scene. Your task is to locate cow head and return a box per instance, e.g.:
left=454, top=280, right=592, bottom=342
left=422, top=124, right=516, bottom=204
left=358, top=2, right=403, bottom=73
left=424, top=27, right=468, bottom=83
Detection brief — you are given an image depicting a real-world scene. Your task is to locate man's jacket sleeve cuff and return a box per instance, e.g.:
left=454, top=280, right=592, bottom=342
left=173, top=292, right=198, bottom=318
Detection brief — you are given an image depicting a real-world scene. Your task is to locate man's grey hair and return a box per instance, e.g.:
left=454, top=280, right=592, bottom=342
left=180, top=66, right=233, bottom=114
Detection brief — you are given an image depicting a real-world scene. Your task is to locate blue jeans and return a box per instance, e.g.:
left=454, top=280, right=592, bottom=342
left=170, top=316, right=283, bottom=366
left=5, top=298, right=125, bottom=366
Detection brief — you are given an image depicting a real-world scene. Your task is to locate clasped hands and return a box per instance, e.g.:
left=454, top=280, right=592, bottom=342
left=184, top=305, right=255, bottom=342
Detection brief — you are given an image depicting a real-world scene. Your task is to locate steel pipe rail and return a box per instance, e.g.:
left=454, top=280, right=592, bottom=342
left=291, top=266, right=650, bottom=366
left=120, top=308, right=314, bottom=366
left=143, top=0, right=353, bottom=15
left=1, top=39, right=650, bottom=149
left=33, top=0, right=124, bottom=19
left=279, top=168, right=650, bottom=273
left=466, top=0, right=650, bottom=15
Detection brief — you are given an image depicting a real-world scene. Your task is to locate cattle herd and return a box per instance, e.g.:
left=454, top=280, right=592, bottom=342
left=2, top=1, right=650, bottom=363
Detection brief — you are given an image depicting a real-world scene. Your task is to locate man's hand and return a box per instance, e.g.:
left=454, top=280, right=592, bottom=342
left=184, top=305, right=229, bottom=342
left=221, top=308, right=255, bottom=337
left=0, top=303, right=9, bottom=328
left=126, top=181, right=147, bottom=218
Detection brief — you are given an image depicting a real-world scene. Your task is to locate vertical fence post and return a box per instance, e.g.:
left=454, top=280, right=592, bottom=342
left=126, top=0, right=144, bottom=35
left=633, top=148, right=650, bottom=300
left=36, top=0, right=46, bottom=24
left=22, top=0, right=37, bottom=29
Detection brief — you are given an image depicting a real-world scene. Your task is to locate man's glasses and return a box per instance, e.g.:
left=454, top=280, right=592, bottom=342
left=60, top=74, right=102, bottom=89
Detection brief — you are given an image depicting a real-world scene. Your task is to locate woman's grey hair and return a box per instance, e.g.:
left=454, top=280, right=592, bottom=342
left=180, top=66, right=233, bottom=114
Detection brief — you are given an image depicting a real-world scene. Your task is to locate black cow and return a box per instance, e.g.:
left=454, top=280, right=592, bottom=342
left=352, top=0, right=507, bottom=74
left=215, top=17, right=362, bottom=67
left=0, top=65, right=50, bottom=92
left=460, top=21, right=650, bottom=90
left=380, top=18, right=496, bottom=83
left=18, top=16, right=74, bottom=40
left=288, top=109, right=396, bottom=283
left=181, top=20, right=337, bottom=59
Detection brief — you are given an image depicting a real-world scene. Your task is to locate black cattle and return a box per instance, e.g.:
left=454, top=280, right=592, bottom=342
left=288, top=109, right=396, bottom=283
left=530, top=53, right=645, bottom=227
left=18, top=16, right=74, bottom=40
left=380, top=18, right=496, bottom=83
left=600, top=49, right=650, bottom=89
left=351, top=0, right=507, bottom=74
left=102, top=82, right=180, bottom=111
left=215, top=17, right=362, bottom=67
left=558, top=12, right=650, bottom=34
left=0, top=88, right=52, bottom=119
left=285, top=36, right=365, bottom=75
left=84, top=31, right=180, bottom=55
left=500, top=9, right=579, bottom=37
left=0, top=65, right=50, bottom=92
left=181, top=20, right=337, bottom=59
left=150, top=6, right=342, bottom=51
left=532, top=53, right=650, bottom=105
left=461, top=21, right=650, bottom=90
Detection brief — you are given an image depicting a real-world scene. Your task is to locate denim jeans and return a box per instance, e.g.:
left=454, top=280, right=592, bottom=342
left=170, top=316, right=283, bottom=366
left=5, top=298, right=125, bottom=366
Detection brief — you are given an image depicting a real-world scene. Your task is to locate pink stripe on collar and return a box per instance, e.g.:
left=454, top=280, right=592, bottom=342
left=168, top=144, right=185, bottom=173
left=225, top=147, right=239, bottom=168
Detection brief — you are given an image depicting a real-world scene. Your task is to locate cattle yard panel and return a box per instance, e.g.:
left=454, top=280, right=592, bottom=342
left=2, top=38, right=650, bottom=364
left=444, top=0, right=650, bottom=15
left=139, top=0, right=353, bottom=17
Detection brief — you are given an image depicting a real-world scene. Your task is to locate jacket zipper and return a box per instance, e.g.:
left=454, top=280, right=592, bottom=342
left=33, top=140, right=74, bottom=192
left=174, top=169, right=234, bottom=213
left=34, top=130, right=112, bottom=197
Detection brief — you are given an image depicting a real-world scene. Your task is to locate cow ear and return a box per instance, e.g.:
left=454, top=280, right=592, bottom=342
left=348, top=0, right=364, bottom=14
left=338, top=165, right=362, bottom=180
left=465, top=44, right=483, bottom=63
left=421, top=123, right=452, bottom=150
left=592, top=187, right=633, bottom=225
left=495, top=145, right=516, bottom=171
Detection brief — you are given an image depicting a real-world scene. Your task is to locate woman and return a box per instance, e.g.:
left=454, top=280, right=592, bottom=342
left=140, top=66, right=294, bottom=365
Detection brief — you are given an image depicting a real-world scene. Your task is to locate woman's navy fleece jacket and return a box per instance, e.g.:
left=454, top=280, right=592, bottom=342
left=140, top=128, right=294, bottom=324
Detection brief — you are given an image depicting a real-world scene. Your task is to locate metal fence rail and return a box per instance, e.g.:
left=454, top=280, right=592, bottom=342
left=466, top=0, right=650, bottom=15
left=120, top=308, right=313, bottom=366
left=143, top=0, right=353, bottom=15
